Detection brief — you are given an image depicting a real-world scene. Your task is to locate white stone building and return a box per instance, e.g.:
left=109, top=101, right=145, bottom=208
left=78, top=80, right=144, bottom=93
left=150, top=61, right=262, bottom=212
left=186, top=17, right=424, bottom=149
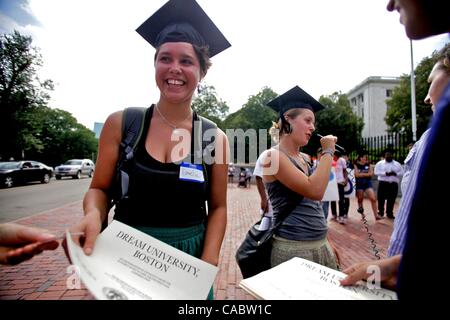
left=347, top=76, right=401, bottom=138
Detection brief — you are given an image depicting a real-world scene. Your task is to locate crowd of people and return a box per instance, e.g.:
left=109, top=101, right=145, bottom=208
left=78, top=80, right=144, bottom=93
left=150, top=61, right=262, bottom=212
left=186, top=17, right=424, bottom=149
left=316, top=150, right=404, bottom=223
left=1, top=0, right=449, bottom=301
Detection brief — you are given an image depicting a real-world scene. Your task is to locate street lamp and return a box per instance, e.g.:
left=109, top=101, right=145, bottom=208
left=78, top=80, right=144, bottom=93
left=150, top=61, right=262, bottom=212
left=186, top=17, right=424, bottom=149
left=410, top=39, right=417, bottom=142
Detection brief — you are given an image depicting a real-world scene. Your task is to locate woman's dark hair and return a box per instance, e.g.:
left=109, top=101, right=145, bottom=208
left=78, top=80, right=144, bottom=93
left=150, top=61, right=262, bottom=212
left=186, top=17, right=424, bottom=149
left=192, top=45, right=212, bottom=77
left=154, top=44, right=212, bottom=77
left=357, top=152, right=368, bottom=162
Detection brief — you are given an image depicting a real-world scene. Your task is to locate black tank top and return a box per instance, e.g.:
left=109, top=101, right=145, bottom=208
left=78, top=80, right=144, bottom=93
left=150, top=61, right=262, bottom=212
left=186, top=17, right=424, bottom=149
left=113, top=106, right=208, bottom=227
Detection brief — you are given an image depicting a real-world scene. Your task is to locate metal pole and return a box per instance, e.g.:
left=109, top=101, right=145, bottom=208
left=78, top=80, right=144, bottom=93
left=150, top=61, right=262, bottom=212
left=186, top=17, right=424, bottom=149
left=410, top=39, right=417, bottom=142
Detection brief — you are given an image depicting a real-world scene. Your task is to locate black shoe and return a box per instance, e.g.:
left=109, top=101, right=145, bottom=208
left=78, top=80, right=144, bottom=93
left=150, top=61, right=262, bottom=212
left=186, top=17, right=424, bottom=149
left=387, top=215, right=395, bottom=220
left=357, top=207, right=364, bottom=214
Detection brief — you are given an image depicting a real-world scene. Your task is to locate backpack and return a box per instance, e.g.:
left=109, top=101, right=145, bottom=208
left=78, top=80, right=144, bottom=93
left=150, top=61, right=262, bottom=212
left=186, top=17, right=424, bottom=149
left=108, top=106, right=217, bottom=216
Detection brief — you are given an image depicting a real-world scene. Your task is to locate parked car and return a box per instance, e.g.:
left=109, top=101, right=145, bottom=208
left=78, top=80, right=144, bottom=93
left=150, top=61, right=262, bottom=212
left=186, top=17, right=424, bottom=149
left=0, top=161, right=54, bottom=188
left=54, top=159, right=95, bottom=180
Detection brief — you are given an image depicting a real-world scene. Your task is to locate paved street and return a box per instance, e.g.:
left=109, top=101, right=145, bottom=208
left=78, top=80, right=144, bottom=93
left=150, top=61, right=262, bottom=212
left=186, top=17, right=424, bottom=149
left=0, top=183, right=396, bottom=300
left=0, top=178, right=91, bottom=223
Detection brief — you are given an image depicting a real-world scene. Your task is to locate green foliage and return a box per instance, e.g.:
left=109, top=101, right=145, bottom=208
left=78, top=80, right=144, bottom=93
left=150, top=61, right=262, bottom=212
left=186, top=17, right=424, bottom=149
left=309, top=92, right=363, bottom=155
left=385, top=55, right=436, bottom=137
left=0, top=30, right=97, bottom=164
left=18, top=107, right=98, bottom=167
left=192, top=83, right=229, bottom=129
left=222, top=87, right=278, bottom=163
left=223, top=87, right=278, bottom=131
left=0, top=30, right=54, bottom=159
left=221, top=88, right=362, bottom=160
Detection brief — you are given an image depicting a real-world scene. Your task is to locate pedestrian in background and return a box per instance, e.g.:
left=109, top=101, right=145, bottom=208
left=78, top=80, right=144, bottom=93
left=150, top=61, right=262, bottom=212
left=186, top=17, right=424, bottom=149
left=253, top=150, right=273, bottom=230
left=374, top=150, right=403, bottom=219
left=314, top=148, right=332, bottom=220
left=354, top=153, right=382, bottom=221
left=228, top=162, right=235, bottom=184
left=334, top=151, right=349, bottom=224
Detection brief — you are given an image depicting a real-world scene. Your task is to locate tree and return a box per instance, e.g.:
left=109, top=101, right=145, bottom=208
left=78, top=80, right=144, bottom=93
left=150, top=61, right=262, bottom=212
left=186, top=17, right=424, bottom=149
left=310, top=92, right=363, bottom=155
left=21, top=107, right=98, bottom=167
left=191, top=83, right=229, bottom=129
left=385, top=54, right=436, bottom=139
left=0, top=30, right=53, bottom=159
left=1, top=30, right=97, bottom=164
left=223, top=87, right=278, bottom=163
left=223, top=86, right=278, bottom=131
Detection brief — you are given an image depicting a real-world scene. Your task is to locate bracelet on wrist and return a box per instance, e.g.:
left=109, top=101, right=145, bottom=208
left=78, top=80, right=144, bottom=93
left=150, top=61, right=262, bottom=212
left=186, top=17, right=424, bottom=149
left=321, top=148, right=335, bottom=158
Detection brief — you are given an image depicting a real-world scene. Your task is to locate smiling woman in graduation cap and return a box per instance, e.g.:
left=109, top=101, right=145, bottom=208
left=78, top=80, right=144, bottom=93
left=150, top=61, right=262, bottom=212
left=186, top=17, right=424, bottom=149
left=260, top=86, right=340, bottom=270
left=69, top=0, right=230, bottom=299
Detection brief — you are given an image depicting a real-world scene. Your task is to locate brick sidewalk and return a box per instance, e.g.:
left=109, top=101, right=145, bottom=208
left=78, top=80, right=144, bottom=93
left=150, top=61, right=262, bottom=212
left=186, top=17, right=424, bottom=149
left=0, top=185, right=395, bottom=300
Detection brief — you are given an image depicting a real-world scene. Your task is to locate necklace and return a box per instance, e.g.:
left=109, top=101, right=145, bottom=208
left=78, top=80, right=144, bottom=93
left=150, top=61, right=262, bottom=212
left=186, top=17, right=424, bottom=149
left=155, top=105, right=192, bottom=134
left=277, top=146, right=309, bottom=174
left=277, top=145, right=299, bottom=159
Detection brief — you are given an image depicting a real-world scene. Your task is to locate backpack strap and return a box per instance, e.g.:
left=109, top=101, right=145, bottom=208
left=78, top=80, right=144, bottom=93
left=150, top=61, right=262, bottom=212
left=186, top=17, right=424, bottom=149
left=120, top=107, right=147, bottom=162
left=200, top=116, right=217, bottom=158
left=196, top=115, right=217, bottom=201
left=109, top=107, right=147, bottom=208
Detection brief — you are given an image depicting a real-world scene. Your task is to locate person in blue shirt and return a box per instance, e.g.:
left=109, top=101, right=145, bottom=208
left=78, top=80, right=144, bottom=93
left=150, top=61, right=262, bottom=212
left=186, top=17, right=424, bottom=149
left=341, top=0, right=450, bottom=298
left=388, top=42, right=450, bottom=256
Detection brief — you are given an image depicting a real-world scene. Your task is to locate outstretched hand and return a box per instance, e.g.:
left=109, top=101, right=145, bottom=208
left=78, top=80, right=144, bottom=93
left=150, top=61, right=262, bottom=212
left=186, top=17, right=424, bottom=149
left=0, top=223, right=59, bottom=265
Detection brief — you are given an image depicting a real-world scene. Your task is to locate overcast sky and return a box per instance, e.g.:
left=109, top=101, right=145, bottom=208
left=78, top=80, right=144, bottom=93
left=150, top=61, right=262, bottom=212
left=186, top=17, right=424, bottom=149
left=1, top=0, right=448, bottom=129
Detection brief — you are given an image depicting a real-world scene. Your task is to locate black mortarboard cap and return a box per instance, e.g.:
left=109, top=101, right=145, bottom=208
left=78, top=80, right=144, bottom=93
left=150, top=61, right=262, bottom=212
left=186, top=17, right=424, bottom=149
left=136, top=0, right=231, bottom=57
left=267, top=86, right=325, bottom=115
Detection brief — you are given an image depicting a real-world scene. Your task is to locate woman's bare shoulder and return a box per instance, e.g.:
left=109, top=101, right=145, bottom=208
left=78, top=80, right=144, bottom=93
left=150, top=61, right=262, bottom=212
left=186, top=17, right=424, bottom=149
left=99, top=110, right=124, bottom=143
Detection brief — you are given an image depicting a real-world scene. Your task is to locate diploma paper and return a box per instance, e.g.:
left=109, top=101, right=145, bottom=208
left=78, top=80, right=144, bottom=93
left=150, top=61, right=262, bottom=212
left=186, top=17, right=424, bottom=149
left=239, top=257, right=397, bottom=300
left=66, top=220, right=218, bottom=300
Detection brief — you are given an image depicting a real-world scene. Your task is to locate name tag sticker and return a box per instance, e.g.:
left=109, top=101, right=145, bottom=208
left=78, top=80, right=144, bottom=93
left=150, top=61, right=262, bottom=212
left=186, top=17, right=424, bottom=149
left=179, top=162, right=204, bottom=183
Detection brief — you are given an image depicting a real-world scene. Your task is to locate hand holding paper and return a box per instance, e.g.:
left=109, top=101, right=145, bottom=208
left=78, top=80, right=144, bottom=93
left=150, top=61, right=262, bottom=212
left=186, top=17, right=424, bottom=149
left=239, top=257, right=397, bottom=300
left=65, top=220, right=218, bottom=300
